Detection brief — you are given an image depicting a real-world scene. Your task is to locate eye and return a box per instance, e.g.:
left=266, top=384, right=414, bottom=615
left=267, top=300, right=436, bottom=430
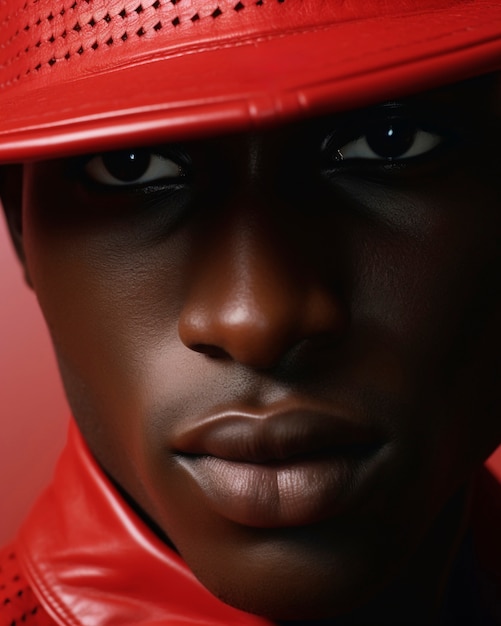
left=85, top=149, right=185, bottom=186
left=327, top=119, right=442, bottom=163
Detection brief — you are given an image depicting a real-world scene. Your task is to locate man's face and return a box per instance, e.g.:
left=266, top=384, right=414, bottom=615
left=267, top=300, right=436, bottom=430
left=11, top=75, right=501, bottom=619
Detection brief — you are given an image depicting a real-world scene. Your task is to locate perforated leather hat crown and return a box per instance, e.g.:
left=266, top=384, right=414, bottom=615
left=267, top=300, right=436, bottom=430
left=0, top=0, right=500, bottom=160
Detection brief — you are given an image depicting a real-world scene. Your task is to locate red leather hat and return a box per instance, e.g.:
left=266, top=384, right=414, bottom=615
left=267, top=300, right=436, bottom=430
left=0, top=0, right=499, bottom=161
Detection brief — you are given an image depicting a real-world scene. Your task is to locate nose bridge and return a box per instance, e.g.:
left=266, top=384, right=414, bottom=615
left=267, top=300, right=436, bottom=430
left=178, top=190, right=344, bottom=369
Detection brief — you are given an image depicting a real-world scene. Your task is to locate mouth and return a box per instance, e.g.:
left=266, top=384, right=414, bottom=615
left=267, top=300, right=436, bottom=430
left=172, top=407, right=386, bottom=528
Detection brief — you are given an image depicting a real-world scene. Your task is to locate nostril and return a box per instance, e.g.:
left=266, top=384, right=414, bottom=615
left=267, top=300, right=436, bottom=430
left=190, top=344, right=229, bottom=360
left=179, top=281, right=348, bottom=368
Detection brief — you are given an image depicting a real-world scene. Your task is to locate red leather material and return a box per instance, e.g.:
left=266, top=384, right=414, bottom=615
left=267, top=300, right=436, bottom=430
left=16, top=421, right=274, bottom=626
left=0, top=0, right=500, bottom=160
left=0, top=546, right=57, bottom=626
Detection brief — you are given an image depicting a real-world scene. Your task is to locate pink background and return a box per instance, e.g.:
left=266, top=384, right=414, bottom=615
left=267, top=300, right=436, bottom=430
left=1, top=210, right=500, bottom=546
left=0, top=213, right=68, bottom=545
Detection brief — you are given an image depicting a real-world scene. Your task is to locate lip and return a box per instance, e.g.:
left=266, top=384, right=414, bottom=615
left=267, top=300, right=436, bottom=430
left=172, top=407, right=386, bottom=528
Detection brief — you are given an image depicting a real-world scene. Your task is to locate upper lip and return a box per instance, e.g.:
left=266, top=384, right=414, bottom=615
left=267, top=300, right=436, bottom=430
left=172, top=405, right=384, bottom=464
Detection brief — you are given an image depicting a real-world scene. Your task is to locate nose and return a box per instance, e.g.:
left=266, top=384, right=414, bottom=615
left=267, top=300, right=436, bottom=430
left=178, top=203, right=347, bottom=370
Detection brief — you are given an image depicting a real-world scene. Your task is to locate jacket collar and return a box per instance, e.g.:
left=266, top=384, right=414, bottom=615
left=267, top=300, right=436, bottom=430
left=17, top=421, right=274, bottom=626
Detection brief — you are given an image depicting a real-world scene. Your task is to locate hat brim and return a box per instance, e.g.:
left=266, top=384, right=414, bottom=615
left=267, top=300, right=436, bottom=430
left=0, top=3, right=500, bottom=161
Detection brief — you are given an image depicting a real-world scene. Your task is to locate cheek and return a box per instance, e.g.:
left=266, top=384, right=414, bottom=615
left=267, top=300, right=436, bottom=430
left=416, top=190, right=501, bottom=431
left=341, top=175, right=501, bottom=484
left=21, top=180, right=197, bottom=478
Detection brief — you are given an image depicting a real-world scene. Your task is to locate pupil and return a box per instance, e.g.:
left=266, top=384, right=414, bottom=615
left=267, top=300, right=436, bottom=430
left=366, top=121, right=416, bottom=159
left=103, top=150, right=151, bottom=182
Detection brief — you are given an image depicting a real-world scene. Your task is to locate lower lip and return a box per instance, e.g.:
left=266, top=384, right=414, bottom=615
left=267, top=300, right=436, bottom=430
left=176, top=448, right=381, bottom=528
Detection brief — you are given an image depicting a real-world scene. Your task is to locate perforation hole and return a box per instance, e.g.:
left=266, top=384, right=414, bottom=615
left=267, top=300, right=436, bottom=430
left=3, top=0, right=291, bottom=84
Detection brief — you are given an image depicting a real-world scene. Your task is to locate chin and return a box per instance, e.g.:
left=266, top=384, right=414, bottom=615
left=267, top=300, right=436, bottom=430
left=203, top=569, right=383, bottom=622
left=180, top=522, right=406, bottom=622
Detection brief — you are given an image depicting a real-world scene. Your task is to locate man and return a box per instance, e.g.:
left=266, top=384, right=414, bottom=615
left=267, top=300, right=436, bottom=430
left=0, top=0, right=500, bottom=624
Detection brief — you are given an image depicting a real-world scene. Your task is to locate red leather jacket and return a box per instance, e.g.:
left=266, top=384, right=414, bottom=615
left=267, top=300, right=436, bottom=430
left=1, top=422, right=499, bottom=625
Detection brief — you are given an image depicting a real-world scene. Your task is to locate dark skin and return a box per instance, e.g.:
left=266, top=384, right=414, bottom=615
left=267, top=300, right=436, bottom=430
left=2, top=73, right=501, bottom=624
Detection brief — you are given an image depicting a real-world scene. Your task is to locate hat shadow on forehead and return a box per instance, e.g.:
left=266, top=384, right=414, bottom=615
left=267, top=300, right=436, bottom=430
left=0, top=0, right=500, bottom=160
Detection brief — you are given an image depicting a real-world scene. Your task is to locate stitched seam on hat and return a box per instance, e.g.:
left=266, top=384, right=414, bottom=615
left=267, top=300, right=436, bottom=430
left=17, top=11, right=501, bottom=89
left=0, top=21, right=501, bottom=103
left=109, top=13, right=501, bottom=75
left=0, top=1, right=500, bottom=87
left=4, top=11, right=501, bottom=89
